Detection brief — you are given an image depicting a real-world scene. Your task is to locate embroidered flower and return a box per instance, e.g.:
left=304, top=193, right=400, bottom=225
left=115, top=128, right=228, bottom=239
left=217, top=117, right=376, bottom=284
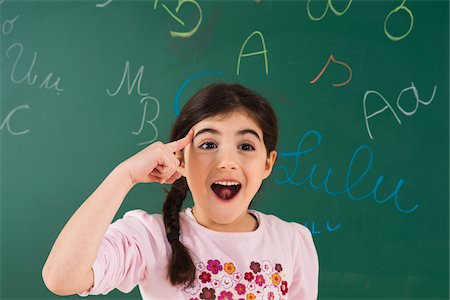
left=281, top=280, right=288, bottom=295
left=185, top=280, right=201, bottom=295
left=263, top=284, right=280, bottom=300
left=207, top=259, right=223, bottom=274
left=262, top=260, right=273, bottom=275
left=271, top=272, right=281, bottom=285
left=244, top=272, right=254, bottom=282
left=255, top=274, right=265, bottom=287
left=211, top=279, right=220, bottom=289
left=221, top=275, right=233, bottom=289
left=233, top=272, right=242, bottom=282
left=247, top=294, right=256, bottom=300
left=275, top=263, right=283, bottom=273
left=224, top=262, right=236, bottom=275
left=218, top=290, right=233, bottom=300
left=247, top=282, right=256, bottom=291
left=199, top=287, right=216, bottom=300
left=199, top=271, right=212, bottom=283
left=250, top=261, right=261, bottom=274
left=235, top=283, right=246, bottom=295
left=196, top=262, right=206, bottom=272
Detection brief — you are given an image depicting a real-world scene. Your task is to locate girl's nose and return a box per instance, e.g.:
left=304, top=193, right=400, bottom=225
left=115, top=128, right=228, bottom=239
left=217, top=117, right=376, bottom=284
left=216, top=149, right=238, bottom=170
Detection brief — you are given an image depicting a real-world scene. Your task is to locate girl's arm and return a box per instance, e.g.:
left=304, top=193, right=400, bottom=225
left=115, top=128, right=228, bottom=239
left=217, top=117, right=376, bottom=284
left=42, top=130, right=193, bottom=296
left=42, top=164, right=134, bottom=295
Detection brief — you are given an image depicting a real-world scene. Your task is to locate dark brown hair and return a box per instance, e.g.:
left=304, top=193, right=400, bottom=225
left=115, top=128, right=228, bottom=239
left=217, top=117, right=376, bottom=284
left=163, top=82, right=278, bottom=287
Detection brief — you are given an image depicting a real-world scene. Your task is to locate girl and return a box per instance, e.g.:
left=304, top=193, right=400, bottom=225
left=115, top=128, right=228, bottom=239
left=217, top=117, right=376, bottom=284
left=42, top=82, right=319, bottom=299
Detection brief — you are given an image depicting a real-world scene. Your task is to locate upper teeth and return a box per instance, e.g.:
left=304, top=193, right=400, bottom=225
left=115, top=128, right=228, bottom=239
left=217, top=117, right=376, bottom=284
left=214, top=181, right=240, bottom=186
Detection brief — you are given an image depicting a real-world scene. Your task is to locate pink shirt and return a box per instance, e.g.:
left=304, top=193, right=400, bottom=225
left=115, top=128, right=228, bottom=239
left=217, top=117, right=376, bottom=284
left=79, top=208, right=319, bottom=299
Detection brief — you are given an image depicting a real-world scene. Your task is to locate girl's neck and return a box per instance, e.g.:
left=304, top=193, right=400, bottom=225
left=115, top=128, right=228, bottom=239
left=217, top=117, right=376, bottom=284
left=191, top=207, right=259, bottom=233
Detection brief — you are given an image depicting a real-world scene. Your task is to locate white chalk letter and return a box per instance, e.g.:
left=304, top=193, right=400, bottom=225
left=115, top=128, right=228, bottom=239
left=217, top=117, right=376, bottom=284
left=363, top=90, right=401, bottom=139
left=1, top=105, right=30, bottom=136
left=107, top=61, right=149, bottom=97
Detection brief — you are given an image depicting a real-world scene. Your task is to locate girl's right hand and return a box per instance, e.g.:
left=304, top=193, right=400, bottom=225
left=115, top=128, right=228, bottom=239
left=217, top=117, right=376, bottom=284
left=121, top=129, right=194, bottom=185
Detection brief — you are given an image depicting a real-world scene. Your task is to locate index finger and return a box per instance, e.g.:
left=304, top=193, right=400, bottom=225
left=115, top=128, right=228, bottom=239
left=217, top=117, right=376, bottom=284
left=165, top=129, right=194, bottom=152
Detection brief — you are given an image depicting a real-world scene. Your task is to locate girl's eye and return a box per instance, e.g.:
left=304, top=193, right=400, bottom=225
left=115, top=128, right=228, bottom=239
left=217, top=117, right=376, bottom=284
left=239, top=143, right=255, bottom=151
left=199, top=142, right=255, bottom=151
left=199, top=141, right=217, bottom=150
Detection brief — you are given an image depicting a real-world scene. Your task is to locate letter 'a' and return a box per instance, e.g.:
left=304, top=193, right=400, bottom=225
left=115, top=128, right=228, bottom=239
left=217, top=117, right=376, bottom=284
left=236, top=31, right=269, bottom=75
left=363, top=90, right=402, bottom=139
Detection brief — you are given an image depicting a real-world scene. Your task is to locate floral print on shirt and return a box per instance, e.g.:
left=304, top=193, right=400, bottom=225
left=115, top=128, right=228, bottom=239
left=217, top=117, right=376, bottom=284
left=185, top=259, right=289, bottom=300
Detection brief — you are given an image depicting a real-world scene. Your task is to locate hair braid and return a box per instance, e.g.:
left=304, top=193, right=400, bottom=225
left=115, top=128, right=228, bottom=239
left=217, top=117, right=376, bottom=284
left=162, top=177, right=196, bottom=287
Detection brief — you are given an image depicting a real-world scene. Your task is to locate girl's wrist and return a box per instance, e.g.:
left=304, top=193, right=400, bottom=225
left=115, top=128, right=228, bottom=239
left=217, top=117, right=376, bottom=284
left=113, top=163, right=136, bottom=190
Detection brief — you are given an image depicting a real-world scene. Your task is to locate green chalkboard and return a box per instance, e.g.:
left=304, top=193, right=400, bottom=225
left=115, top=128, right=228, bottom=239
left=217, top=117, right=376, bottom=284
left=1, top=1, right=448, bottom=299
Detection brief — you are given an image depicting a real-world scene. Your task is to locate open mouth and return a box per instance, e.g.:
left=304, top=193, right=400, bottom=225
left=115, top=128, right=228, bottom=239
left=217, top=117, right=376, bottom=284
left=211, top=181, right=242, bottom=200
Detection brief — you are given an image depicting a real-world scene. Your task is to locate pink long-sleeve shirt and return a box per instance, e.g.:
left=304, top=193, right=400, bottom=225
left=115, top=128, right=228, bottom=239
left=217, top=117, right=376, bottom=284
left=78, top=208, right=319, bottom=299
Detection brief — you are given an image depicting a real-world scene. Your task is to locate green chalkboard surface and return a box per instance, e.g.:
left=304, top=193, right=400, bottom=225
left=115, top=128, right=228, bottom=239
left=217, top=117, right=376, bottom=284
left=1, top=0, right=448, bottom=299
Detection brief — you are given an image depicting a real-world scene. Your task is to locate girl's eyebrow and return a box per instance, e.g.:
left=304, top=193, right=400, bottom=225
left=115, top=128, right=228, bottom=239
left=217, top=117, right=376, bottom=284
left=194, top=128, right=261, bottom=141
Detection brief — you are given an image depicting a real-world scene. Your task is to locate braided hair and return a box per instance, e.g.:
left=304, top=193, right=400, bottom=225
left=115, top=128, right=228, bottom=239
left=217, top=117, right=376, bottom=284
left=162, top=177, right=194, bottom=285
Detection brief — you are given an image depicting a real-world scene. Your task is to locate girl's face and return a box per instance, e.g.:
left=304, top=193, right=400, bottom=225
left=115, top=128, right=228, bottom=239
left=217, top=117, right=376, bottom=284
left=178, top=110, right=277, bottom=232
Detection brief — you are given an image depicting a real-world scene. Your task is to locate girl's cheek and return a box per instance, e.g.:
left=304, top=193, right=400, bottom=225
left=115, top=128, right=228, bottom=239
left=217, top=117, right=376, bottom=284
left=190, top=154, right=214, bottom=167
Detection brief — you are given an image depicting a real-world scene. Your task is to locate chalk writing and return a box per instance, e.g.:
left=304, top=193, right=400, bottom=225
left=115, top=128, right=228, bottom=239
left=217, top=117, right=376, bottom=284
left=236, top=31, right=269, bottom=75
left=303, top=221, right=342, bottom=235
left=5, top=43, right=64, bottom=95
left=384, top=0, right=414, bottom=42
left=174, top=70, right=224, bottom=116
left=363, top=82, right=437, bottom=139
left=96, top=0, right=112, bottom=8
left=132, top=96, right=160, bottom=146
left=1, top=14, right=31, bottom=136
left=0, top=105, right=30, bottom=136
left=2, top=14, right=64, bottom=95
left=105, top=62, right=161, bottom=145
left=1, top=14, right=19, bottom=35
left=275, top=130, right=419, bottom=213
left=310, top=54, right=352, bottom=87
left=307, top=0, right=352, bottom=21
left=154, top=0, right=203, bottom=38
left=106, top=61, right=149, bottom=97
